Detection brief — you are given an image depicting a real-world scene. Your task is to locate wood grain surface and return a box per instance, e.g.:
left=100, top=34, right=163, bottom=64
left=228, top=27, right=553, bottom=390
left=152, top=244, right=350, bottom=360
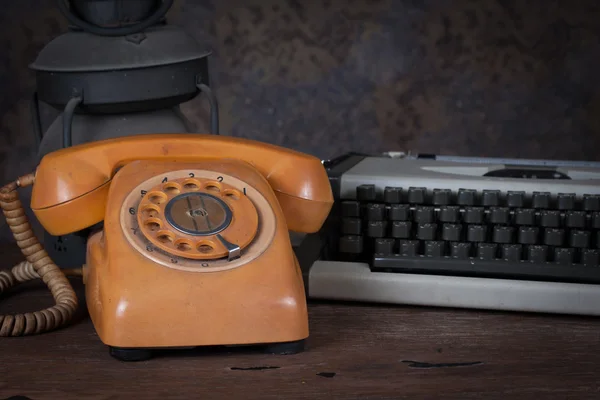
left=1, top=244, right=600, bottom=400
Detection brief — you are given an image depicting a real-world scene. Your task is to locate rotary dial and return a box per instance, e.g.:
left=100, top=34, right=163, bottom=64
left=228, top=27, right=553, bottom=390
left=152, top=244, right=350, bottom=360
left=136, top=176, right=259, bottom=260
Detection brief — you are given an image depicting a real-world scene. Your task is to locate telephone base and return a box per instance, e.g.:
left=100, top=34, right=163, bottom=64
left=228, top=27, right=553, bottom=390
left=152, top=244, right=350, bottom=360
left=262, top=339, right=306, bottom=355
left=109, top=346, right=153, bottom=362
left=108, top=339, right=307, bottom=362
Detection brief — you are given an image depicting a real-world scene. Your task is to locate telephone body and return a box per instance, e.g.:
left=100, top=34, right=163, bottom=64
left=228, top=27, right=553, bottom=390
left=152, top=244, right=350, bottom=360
left=1, top=134, right=333, bottom=361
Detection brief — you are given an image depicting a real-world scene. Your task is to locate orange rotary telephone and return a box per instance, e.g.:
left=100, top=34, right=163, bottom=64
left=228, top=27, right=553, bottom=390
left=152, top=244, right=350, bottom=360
left=0, top=134, right=333, bottom=361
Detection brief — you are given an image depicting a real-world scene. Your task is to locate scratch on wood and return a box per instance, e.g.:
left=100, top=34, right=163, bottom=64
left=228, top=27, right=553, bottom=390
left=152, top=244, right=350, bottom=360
left=230, top=366, right=281, bottom=371
left=401, top=360, right=483, bottom=369
left=2, top=396, right=34, bottom=400
left=316, top=372, right=336, bottom=378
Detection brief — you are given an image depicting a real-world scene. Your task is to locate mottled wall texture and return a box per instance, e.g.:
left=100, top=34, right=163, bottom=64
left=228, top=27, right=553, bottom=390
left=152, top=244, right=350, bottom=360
left=1, top=0, right=600, bottom=241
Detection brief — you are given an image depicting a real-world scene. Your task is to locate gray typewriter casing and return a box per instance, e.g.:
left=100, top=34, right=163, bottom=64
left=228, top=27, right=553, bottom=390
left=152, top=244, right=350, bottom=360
left=298, top=152, right=600, bottom=316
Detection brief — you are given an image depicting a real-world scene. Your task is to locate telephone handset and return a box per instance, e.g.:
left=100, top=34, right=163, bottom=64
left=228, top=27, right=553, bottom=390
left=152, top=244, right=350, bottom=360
left=0, top=134, right=333, bottom=360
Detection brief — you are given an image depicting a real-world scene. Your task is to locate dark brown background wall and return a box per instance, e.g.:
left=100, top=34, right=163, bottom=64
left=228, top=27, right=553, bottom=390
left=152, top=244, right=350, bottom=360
left=1, top=0, right=600, bottom=241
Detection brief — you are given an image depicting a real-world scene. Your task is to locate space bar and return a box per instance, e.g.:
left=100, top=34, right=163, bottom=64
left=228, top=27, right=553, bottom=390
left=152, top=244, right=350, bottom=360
left=372, top=255, right=600, bottom=284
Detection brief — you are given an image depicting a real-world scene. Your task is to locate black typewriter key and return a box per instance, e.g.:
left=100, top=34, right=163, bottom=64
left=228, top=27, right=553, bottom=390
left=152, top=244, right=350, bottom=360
left=439, top=206, right=459, bottom=222
left=557, top=193, right=576, bottom=210
left=339, top=235, right=363, bottom=253
left=517, top=226, right=539, bottom=244
left=507, top=191, right=526, bottom=208
left=532, top=192, right=551, bottom=209
left=442, top=224, right=463, bottom=241
left=514, top=209, right=535, bottom=225
left=399, top=240, right=419, bottom=256
left=367, top=221, right=387, bottom=238
left=432, top=189, right=452, bottom=205
left=391, top=221, right=412, bottom=238
left=591, top=212, right=600, bottom=229
left=463, top=207, right=484, bottom=224
left=492, top=226, right=514, bottom=243
left=451, top=242, right=471, bottom=259
left=424, top=241, right=445, bottom=257
left=341, top=218, right=362, bottom=235
left=482, top=190, right=501, bottom=207
left=501, top=244, right=522, bottom=262
left=384, top=187, right=402, bottom=203
left=389, top=204, right=410, bottom=221
left=414, top=206, right=434, bottom=223
left=543, top=228, right=564, bottom=246
left=457, top=189, right=477, bottom=206
left=565, top=211, right=586, bottom=228
left=554, top=248, right=574, bottom=264
left=583, top=194, right=600, bottom=211
left=582, top=249, right=600, bottom=266
left=357, top=184, right=376, bottom=201
left=408, top=187, right=426, bottom=204
left=417, top=223, right=437, bottom=240
left=366, top=203, right=386, bottom=221
left=539, top=210, right=561, bottom=228
left=467, top=225, right=487, bottom=242
left=527, top=245, right=548, bottom=263
left=570, top=230, right=591, bottom=248
left=341, top=201, right=360, bottom=217
left=488, top=207, right=510, bottom=224
left=477, top=243, right=497, bottom=260
left=374, top=238, right=395, bottom=255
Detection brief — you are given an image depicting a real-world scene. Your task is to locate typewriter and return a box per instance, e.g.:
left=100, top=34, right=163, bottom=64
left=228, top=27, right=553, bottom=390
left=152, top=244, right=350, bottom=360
left=297, top=152, right=600, bottom=316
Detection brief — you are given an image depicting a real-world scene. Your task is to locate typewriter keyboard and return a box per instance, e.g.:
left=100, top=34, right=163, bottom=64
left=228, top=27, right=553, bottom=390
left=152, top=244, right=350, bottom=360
left=337, top=184, right=600, bottom=284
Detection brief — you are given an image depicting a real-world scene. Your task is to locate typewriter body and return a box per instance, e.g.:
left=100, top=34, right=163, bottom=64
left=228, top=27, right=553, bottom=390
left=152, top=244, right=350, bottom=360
left=301, top=152, right=600, bottom=316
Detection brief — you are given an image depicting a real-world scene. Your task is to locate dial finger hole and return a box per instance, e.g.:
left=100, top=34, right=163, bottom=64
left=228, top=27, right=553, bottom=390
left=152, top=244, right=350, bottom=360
left=174, top=239, right=193, bottom=252
left=144, top=217, right=162, bottom=232
left=141, top=204, right=160, bottom=218
left=163, top=182, right=181, bottom=195
left=223, top=189, right=241, bottom=200
left=156, top=230, right=175, bottom=243
left=197, top=240, right=215, bottom=254
left=204, top=181, right=222, bottom=193
left=183, top=179, right=201, bottom=191
left=148, top=191, right=167, bottom=205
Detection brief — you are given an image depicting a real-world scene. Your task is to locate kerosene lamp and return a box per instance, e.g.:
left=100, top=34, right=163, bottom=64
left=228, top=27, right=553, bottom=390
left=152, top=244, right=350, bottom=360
left=29, top=0, right=218, bottom=267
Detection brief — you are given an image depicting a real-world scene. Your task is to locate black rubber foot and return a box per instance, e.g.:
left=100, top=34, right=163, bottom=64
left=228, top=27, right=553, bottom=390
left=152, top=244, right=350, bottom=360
left=263, top=339, right=306, bottom=355
left=109, top=346, right=153, bottom=362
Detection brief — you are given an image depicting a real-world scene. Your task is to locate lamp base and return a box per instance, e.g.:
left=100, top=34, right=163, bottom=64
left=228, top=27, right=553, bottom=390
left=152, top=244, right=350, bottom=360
left=38, top=107, right=195, bottom=158
left=37, top=107, right=197, bottom=268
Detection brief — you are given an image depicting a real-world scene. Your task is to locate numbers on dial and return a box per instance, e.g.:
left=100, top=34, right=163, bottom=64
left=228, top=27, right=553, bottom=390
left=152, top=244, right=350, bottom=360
left=129, top=207, right=136, bottom=215
left=146, top=245, right=154, bottom=252
left=140, top=190, right=147, bottom=197
left=217, top=176, right=223, bottom=182
left=189, top=173, right=195, bottom=178
left=162, top=177, right=168, bottom=183
left=131, top=227, right=138, bottom=235
left=201, top=263, right=209, bottom=267
left=243, top=188, right=247, bottom=196
left=170, top=258, right=178, bottom=264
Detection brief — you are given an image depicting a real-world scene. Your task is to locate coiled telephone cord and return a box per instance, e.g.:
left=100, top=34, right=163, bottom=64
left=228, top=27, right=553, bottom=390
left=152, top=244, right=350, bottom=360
left=0, top=173, right=80, bottom=336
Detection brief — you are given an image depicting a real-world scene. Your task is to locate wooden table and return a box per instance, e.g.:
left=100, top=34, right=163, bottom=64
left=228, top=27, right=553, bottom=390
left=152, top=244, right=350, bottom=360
left=1, top=244, right=600, bottom=400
